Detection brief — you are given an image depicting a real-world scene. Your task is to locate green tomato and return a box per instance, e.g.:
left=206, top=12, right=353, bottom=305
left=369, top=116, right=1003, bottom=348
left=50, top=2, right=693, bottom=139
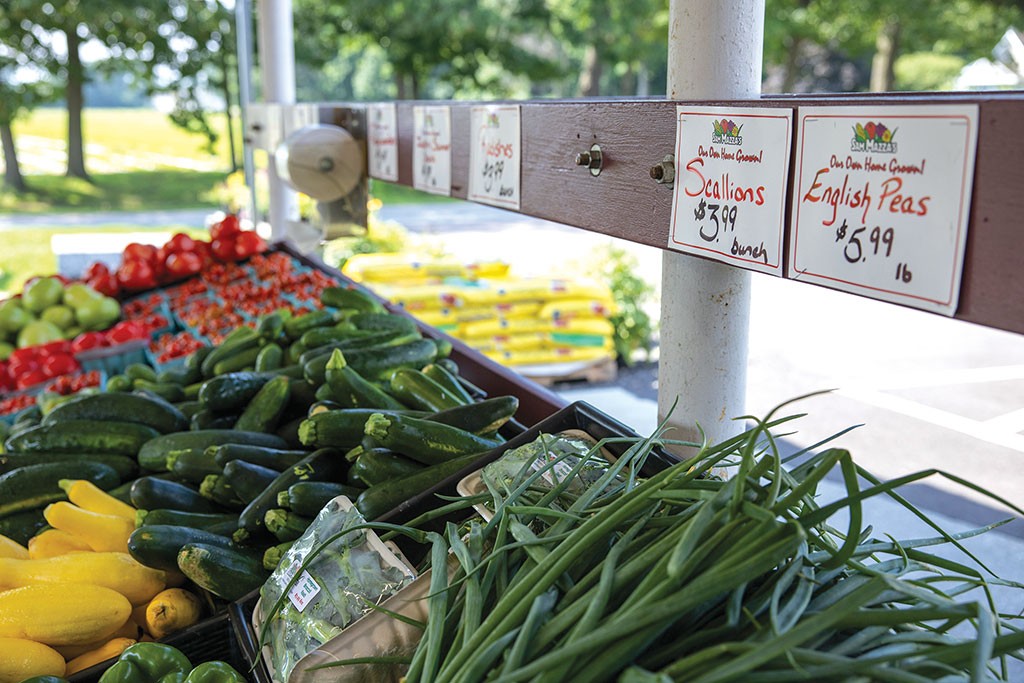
left=62, top=282, right=102, bottom=309
left=41, top=304, right=76, bottom=330
left=0, top=299, right=31, bottom=333
left=17, top=319, right=65, bottom=348
left=0, top=341, right=14, bottom=360
left=22, top=276, right=65, bottom=314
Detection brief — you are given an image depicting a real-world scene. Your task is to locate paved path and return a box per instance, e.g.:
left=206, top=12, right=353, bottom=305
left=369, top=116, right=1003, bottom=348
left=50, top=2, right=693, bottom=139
left=0, top=208, right=210, bottom=230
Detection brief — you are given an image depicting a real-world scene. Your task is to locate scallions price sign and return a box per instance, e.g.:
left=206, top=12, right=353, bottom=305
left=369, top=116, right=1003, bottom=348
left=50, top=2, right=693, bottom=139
left=668, top=106, right=792, bottom=276
left=788, top=105, right=978, bottom=315
left=413, top=105, right=452, bottom=196
left=468, top=105, right=521, bottom=210
left=368, top=103, right=399, bottom=182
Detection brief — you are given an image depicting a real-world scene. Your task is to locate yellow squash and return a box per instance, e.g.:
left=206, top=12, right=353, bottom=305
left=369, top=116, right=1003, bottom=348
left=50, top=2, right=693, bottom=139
left=0, top=584, right=131, bottom=646
left=0, top=535, right=28, bottom=560
left=55, top=616, right=141, bottom=660
left=144, top=587, right=204, bottom=639
left=0, top=552, right=166, bottom=606
left=43, top=501, right=135, bottom=553
left=59, top=479, right=136, bottom=520
left=65, top=636, right=138, bottom=676
left=28, top=528, right=93, bottom=559
left=0, top=637, right=66, bottom=683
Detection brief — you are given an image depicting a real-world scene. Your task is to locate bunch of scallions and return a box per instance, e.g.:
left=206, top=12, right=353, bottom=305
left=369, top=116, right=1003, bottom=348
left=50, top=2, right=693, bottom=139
left=267, top=396, right=1024, bottom=682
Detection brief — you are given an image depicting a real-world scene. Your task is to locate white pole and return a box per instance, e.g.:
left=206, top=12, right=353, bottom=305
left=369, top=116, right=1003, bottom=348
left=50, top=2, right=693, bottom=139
left=234, top=0, right=258, bottom=224
left=658, top=0, right=764, bottom=448
left=257, top=0, right=299, bottom=240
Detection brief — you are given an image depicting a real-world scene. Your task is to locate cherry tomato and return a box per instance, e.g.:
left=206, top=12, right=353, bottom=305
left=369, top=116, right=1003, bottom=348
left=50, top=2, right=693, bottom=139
left=210, top=214, right=242, bottom=242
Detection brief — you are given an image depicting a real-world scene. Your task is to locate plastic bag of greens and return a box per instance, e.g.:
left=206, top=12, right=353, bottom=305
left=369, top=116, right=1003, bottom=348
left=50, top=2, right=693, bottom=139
left=257, top=495, right=415, bottom=683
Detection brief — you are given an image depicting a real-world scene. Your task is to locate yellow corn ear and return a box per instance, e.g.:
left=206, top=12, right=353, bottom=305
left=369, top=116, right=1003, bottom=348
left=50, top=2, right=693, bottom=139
left=28, top=528, right=93, bottom=559
left=0, top=552, right=166, bottom=606
left=0, top=584, right=131, bottom=646
left=43, top=501, right=135, bottom=553
left=65, top=636, right=137, bottom=676
left=0, top=535, right=28, bottom=560
left=59, top=479, right=136, bottom=520
left=144, top=587, right=204, bottom=639
left=0, top=637, right=66, bottom=683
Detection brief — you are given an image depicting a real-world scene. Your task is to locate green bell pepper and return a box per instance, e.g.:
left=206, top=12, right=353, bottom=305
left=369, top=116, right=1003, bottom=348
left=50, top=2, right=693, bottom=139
left=183, top=661, right=247, bottom=683
left=98, top=643, right=192, bottom=683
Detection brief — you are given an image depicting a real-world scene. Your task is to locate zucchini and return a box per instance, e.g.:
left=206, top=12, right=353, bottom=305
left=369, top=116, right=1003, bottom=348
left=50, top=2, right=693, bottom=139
left=422, top=363, right=476, bottom=405
left=308, top=400, right=343, bottom=417
left=348, top=448, right=424, bottom=488
left=389, top=367, right=467, bottom=412
left=40, top=392, right=188, bottom=434
left=166, top=448, right=223, bottom=485
left=341, top=338, right=439, bottom=382
left=427, top=395, right=520, bottom=435
left=264, top=509, right=312, bottom=542
left=200, top=327, right=260, bottom=378
left=314, top=382, right=351, bottom=407
left=277, top=481, right=364, bottom=517
left=0, top=461, right=120, bottom=519
left=190, top=409, right=239, bottom=431
left=129, top=476, right=224, bottom=514
left=234, top=448, right=347, bottom=544
left=254, top=343, right=284, bottom=372
left=320, top=286, right=386, bottom=313
left=222, top=459, right=279, bottom=503
left=363, top=412, right=501, bottom=466
left=210, top=444, right=310, bottom=471
left=263, top=541, right=295, bottom=571
left=132, top=379, right=186, bottom=403
left=125, top=363, right=158, bottom=383
left=175, top=400, right=203, bottom=420
left=177, top=542, right=269, bottom=601
left=234, top=375, right=291, bottom=433
left=284, top=309, right=338, bottom=339
left=103, top=374, right=131, bottom=392
left=198, top=474, right=246, bottom=510
left=325, top=349, right=407, bottom=411
left=212, top=346, right=261, bottom=376
left=136, top=509, right=238, bottom=535
left=4, top=420, right=160, bottom=456
left=128, top=524, right=238, bottom=572
left=350, top=312, right=419, bottom=335
left=137, top=429, right=290, bottom=472
left=257, top=311, right=287, bottom=342
left=298, top=409, right=419, bottom=450
left=186, top=345, right=213, bottom=372
left=197, top=371, right=276, bottom=413
left=0, top=509, right=47, bottom=546
left=0, top=452, right=138, bottom=481
left=298, top=326, right=355, bottom=349
left=275, top=417, right=306, bottom=449
left=355, top=452, right=484, bottom=520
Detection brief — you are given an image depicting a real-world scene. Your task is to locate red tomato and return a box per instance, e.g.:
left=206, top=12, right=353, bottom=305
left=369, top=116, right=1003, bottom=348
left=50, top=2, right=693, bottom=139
left=41, top=353, right=79, bottom=378
left=191, top=240, right=214, bottom=267
left=210, top=214, right=242, bottom=242
left=164, top=251, right=203, bottom=278
left=234, top=231, right=267, bottom=258
left=123, top=243, right=159, bottom=264
left=117, top=259, right=157, bottom=291
left=71, top=331, right=108, bottom=353
left=84, top=262, right=110, bottom=280
left=88, top=273, right=121, bottom=298
left=165, top=232, right=197, bottom=254
left=16, top=369, right=48, bottom=390
left=9, top=347, right=39, bottom=365
left=106, top=320, right=146, bottom=344
left=211, top=237, right=237, bottom=262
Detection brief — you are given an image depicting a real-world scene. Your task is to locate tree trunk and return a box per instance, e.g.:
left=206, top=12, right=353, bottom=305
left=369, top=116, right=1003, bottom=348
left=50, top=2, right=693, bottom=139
left=64, top=27, right=90, bottom=181
left=578, top=44, right=602, bottom=97
left=870, top=17, right=901, bottom=92
left=1, top=122, right=28, bottom=193
left=219, top=49, right=239, bottom=172
left=781, top=37, right=805, bottom=93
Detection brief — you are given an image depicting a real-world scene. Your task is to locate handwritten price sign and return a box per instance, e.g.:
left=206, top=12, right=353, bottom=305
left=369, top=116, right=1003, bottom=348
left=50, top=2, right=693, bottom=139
left=788, top=105, right=978, bottom=315
left=413, top=106, right=452, bottom=196
left=668, top=107, right=791, bottom=276
left=368, top=103, right=399, bottom=182
left=468, top=105, right=521, bottom=210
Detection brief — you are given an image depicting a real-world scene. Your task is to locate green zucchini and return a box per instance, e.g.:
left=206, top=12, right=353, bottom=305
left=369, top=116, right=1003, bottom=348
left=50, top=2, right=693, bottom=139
left=200, top=327, right=260, bottom=378
left=130, top=476, right=224, bottom=514
left=308, top=400, right=343, bottom=417
left=174, top=400, right=203, bottom=420
left=132, top=380, right=186, bottom=404
left=298, top=326, right=354, bottom=349
left=136, top=509, right=238, bottom=535
left=298, top=409, right=419, bottom=450
left=348, top=448, right=424, bottom=487
left=190, top=409, right=239, bottom=431
left=0, top=509, right=47, bottom=546
left=275, top=417, right=306, bottom=449
left=264, top=509, right=312, bottom=542
left=105, top=374, right=131, bottom=393
left=128, top=524, right=238, bottom=572
left=427, top=395, right=520, bottom=435
left=186, top=345, right=213, bottom=372
left=284, top=309, right=338, bottom=339
left=355, top=452, right=484, bottom=520
left=198, top=474, right=246, bottom=510
left=125, top=363, right=158, bottom=383
left=350, top=312, right=419, bottom=335
left=320, top=286, right=386, bottom=313
left=222, top=459, right=280, bottom=503
left=40, top=392, right=188, bottom=434
left=422, top=363, right=476, bottom=405
left=0, top=461, right=120, bottom=519
left=342, top=338, right=439, bottom=382
left=166, top=448, right=223, bottom=485
left=137, top=429, right=290, bottom=472
left=254, top=343, right=284, bottom=372
left=0, top=452, right=138, bottom=481
left=325, top=349, right=407, bottom=411
left=277, top=481, right=364, bottom=517
left=233, top=375, right=291, bottom=433
left=209, top=444, right=310, bottom=471
left=177, top=542, right=269, bottom=601
left=363, top=412, right=501, bottom=466
left=257, top=311, right=287, bottom=342
left=234, top=448, right=347, bottom=544
left=4, top=420, right=160, bottom=457
left=157, top=364, right=201, bottom=386
left=198, top=371, right=281, bottom=413
left=212, top=346, right=261, bottom=376
left=263, top=541, right=295, bottom=571
left=389, top=367, right=467, bottom=412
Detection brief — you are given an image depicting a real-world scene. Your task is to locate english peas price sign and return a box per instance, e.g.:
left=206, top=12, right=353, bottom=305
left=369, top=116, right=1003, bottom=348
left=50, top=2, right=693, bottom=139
left=668, top=106, right=792, bottom=276
left=788, top=105, right=979, bottom=315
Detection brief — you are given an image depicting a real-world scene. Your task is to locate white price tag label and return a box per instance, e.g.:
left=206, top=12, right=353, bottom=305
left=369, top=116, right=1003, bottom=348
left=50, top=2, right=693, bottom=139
left=368, top=103, right=399, bottom=182
left=413, top=106, right=452, bottom=196
left=788, top=105, right=978, bottom=315
left=668, top=107, right=791, bottom=275
left=286, top=563, right=322, bottom=613
left=468, top=105, right=521, bottom=210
